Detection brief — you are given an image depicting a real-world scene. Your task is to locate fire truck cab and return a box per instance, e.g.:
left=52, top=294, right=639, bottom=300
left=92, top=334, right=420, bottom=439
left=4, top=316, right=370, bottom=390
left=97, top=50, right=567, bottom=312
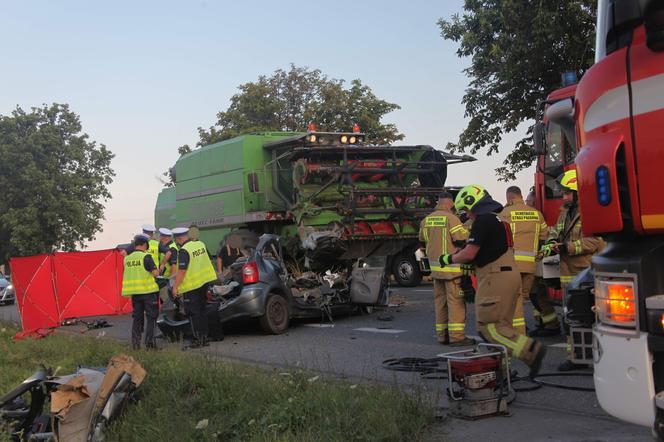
left=533, top=83, right=578, bottom=226
left=567, top=0, right=664, bottom=436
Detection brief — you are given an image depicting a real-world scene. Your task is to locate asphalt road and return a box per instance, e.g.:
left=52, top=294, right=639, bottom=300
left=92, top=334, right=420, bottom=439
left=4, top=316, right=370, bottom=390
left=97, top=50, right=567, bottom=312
left=0, top=282, right=651, bottom=441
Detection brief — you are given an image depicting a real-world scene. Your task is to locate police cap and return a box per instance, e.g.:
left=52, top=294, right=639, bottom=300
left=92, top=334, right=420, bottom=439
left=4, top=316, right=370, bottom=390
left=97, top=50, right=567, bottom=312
left=172, top=227, right=189, bottom=237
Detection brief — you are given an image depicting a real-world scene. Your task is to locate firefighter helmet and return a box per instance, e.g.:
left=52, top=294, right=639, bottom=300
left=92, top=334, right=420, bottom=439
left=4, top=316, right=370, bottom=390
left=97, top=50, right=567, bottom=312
left=560, top=169, right=578, bottom=192
left=454, top=184, right=487, bottom=212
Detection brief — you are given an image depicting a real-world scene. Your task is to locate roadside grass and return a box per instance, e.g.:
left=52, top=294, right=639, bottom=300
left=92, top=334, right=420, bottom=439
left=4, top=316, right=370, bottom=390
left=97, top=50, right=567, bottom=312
left=0, top=325, right=434, bottom=441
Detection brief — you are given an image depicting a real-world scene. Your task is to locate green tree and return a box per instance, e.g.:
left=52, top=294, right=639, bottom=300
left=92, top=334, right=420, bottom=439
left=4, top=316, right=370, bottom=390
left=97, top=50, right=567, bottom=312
left=439, top=1, right=596, bottom=180
left=197, top=64, right=403, bottom=146
left=0, top=104, right=115, bottom=261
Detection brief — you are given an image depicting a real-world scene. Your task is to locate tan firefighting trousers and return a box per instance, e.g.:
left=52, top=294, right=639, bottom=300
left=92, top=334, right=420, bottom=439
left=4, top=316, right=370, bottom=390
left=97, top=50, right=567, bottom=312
left=475, top=251, right=541, bottom=365
left=532, top=278, right=561, bottom=330
left=433, top=278, right=466, bottom=342
left=512, top=272, right=534, bottom=334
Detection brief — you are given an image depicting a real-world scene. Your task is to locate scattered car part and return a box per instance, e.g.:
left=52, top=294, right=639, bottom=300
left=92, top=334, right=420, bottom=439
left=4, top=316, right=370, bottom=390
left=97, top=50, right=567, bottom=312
left=0, top=354, right=144, bottom=442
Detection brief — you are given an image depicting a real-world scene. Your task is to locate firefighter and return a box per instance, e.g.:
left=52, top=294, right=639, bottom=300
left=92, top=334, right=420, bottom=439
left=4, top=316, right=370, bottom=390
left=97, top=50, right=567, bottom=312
left=172, top=227, right=218, bottom=349
left=440, top=185, right=546, bottom=376
left=456, top=209, right=477, bottom=304
left=525, top=189, right=537, bottom=208
left=121, top=234, right=160, bottom=350
left=157, top=227, right=178, bottom=278
left=499, top=186, right=548, bottom=334
left=418, top=191, right=474, bottom=346
left=541, top=169, right=604, bottom=371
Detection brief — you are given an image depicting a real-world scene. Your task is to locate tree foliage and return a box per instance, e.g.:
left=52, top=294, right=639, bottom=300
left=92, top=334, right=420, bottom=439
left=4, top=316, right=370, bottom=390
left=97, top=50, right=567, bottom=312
left=0, top=104, right=115, bottom=261
left=198, top=64, right=403, bottom=146
left=439, top=1, right=596, bottom=180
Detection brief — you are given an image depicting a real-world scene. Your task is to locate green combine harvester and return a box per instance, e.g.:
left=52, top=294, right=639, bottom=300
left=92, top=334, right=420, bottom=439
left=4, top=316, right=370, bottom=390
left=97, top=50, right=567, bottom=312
left=155, top=129, right=474, bottom=286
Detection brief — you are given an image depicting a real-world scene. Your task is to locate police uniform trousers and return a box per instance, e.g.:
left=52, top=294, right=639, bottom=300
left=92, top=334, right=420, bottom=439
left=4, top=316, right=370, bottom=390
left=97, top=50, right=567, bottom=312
left=433, top=277, right=466, bottom=342
left=131, top=292, right=159, bottom=349
left=512, top=272, right=535, bottom=334
left=475, top=251, right=541, bottom=365
left=183, top=285, right=209, bottom=341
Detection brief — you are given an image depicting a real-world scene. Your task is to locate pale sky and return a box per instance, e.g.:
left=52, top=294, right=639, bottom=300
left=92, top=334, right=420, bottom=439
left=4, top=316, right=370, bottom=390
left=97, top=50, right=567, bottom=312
left=1, top=0, right=534, bottom=249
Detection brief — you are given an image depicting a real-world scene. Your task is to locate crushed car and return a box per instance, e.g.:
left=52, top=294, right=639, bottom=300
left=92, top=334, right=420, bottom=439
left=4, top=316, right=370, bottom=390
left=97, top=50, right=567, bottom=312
left=157, top=234, right=388, bottom=340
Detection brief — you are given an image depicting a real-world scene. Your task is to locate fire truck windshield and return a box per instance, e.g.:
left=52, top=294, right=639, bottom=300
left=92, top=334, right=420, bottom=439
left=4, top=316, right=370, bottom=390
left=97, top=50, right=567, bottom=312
left=542, top=122, right=567, bottom=199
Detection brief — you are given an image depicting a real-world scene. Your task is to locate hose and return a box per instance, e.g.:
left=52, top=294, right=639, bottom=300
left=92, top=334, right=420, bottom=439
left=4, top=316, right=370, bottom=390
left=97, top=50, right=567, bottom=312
left=381, top=357, right=448, bottom=378
left=530, top=372, right=595, bottom=392
left=381, top=358, right=595, bottom=391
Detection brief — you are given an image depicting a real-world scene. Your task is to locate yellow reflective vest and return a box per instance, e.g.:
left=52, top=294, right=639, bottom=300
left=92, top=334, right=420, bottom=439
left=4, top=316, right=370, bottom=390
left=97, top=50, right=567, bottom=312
left=418, top=207, right=469, bottom=280
left=122, top=251, right=158, bottom=296
left=147, top=239, right=160, bottom=269
left=160, top=241, right=178, bottom=278
left=499, top=199, right=548, bottom=274
left=178, top=240, right=217, bottom=293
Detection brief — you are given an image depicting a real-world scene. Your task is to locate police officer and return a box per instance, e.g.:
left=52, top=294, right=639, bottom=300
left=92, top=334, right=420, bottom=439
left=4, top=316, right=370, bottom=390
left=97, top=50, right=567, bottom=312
left=419, top=191, right=473, bottom=346
left=440, top=185, right=546, bottom=376
left=141, top=224, right=160, bottom=266
left=541, top=169, right=604, bottom=370
left=122, top=234, right=160, bottom=350
left=157, top=228, right=177, bottom=318
left=172, top=227, right=218, bottom=348
left=499, top=186, right=548, bottom=334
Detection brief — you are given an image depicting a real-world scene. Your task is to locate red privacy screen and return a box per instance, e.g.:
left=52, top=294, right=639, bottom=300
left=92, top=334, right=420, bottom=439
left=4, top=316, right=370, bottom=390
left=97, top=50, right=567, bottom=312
left=10, top=249, right=131, bottom=332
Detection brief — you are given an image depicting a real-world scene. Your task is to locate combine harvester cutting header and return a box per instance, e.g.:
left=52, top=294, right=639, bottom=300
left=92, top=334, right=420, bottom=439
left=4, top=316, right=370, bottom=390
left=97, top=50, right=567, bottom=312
left=155, top=125, right=475, bottom=287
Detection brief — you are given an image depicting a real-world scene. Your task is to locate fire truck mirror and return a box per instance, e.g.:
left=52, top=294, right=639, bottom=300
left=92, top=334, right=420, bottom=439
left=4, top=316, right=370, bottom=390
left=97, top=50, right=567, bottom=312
left=248, top=172, right=260, bottom=193
left=645, top=0, right=664, bottom=52
left=533, top=122, right=546, bottom=155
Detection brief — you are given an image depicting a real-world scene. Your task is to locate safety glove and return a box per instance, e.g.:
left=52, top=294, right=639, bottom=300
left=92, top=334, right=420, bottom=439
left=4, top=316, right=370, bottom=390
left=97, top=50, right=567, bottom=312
left=460, top=263, right=475, bottom=276
left=439, top=254, right=453, bottom=267
left=540, top=242, right=558, bottom=257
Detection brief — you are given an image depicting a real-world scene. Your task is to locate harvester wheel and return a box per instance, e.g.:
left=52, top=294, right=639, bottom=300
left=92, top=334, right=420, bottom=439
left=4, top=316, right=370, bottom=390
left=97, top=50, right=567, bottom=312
left=392, top=254, right=422, bottom=287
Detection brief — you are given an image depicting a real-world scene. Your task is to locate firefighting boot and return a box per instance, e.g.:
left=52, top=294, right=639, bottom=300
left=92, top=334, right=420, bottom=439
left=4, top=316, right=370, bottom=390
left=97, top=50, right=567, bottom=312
left=528, top=341, right=547, bottom=378
left=448, top=337, right=476, bottom=347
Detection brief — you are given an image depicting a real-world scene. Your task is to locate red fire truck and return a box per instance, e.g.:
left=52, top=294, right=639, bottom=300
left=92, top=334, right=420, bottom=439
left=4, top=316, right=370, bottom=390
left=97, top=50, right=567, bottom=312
left=552, top=0, right=664, bottom=435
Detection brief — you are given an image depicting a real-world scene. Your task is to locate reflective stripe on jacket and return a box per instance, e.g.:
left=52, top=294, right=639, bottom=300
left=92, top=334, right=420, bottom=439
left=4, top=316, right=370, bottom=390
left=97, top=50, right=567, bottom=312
left=179, top=240, right=217, bottom=293
left=122, top=251, right=158, bottom=296
left=499, top=199, right=548, bottom=274
left=419, top=207, right=469, bottom=280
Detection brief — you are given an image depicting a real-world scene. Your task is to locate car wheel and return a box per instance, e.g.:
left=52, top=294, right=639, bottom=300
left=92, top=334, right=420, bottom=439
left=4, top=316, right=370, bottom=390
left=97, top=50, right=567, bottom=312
left=392, top=254, right=422, bottom=287
left=259, top=294, right=290, bottom=334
